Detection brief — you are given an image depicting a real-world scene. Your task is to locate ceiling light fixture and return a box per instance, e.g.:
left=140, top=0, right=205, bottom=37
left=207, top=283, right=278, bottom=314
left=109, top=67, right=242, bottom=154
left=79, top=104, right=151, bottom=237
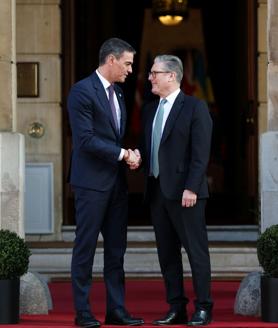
left=152, top=0, right=188, bottom=26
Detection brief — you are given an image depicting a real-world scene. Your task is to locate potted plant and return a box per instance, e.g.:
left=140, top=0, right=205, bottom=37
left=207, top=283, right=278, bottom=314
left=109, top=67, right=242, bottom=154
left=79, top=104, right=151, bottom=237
left=257, top=224, right=278, bottom=322
left=0, top=229, right=31, bottom=324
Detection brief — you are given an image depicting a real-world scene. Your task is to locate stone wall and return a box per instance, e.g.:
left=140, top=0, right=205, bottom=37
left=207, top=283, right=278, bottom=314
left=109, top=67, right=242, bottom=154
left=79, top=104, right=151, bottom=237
left=4, top=0, right=271, bottom=237
left=258, top=0, right=268, bottom=135
left=16, top=0, right=62, bottom=240
left=0, top=0, right=25, bottom=237
left=0, top=0, right=16, bottom=131
left=260, top=0, right=278, bottom=232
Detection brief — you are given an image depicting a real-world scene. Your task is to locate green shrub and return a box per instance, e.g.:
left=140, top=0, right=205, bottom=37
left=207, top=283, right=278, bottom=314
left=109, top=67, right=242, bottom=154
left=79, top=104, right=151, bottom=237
left=257, top=224, right=278, bottom=278
left=0, top=229, right=31, bottom=280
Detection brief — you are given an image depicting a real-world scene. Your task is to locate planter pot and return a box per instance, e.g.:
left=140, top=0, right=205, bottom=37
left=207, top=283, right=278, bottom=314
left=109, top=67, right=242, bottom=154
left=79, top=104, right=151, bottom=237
left=0, top=279, right=20, bottom=324
left=261, top=275, right=278, bottom=322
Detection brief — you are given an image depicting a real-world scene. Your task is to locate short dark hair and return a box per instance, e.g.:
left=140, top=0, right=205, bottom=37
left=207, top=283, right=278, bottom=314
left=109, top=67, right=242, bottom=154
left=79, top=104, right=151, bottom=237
left=99, top=38, right=136, bottom=65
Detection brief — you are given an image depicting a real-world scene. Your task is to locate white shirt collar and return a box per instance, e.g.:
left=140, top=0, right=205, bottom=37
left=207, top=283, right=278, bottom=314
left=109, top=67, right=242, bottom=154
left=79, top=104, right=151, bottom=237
left=162, top=88, right=181, bottom=106
left=96, top=69, right=111, bottom=90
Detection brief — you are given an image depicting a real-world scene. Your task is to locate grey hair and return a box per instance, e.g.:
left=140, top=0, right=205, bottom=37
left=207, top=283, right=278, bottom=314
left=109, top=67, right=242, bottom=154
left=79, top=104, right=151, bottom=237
left=99, top=38, right=136, bottom=65
left=154, top=55, right=183, bottom=83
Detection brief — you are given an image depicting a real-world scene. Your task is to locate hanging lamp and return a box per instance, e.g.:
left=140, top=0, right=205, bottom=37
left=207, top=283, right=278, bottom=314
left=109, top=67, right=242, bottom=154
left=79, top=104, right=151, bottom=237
left=152, top=0, right=188, bottom=26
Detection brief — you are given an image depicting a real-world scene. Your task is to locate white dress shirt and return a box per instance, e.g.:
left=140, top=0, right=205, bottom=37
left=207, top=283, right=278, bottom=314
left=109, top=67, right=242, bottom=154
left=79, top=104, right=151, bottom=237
left=152, top=88, right=181, bottom=136
left=96, top=70, right=125, bottom=160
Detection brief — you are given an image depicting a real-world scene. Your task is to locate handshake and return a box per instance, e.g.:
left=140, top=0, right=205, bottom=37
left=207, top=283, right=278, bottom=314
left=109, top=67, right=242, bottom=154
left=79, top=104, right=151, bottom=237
left=123, top=149, right=141, bottom=170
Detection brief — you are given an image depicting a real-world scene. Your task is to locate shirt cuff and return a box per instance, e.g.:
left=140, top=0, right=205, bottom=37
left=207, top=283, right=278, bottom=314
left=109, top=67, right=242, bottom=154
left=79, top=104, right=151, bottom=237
left=118, top=148, right=125, bottom=161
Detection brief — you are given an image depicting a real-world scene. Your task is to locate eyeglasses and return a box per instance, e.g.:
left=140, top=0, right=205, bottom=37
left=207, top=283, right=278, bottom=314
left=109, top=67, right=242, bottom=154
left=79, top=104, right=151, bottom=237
left=148, top=71, right=171, bottom=78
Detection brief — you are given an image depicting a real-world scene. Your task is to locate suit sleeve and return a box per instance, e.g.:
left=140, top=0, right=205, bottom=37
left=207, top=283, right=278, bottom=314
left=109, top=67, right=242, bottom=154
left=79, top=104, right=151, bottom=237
left=184, top=100, right=212, bottom=193
left=67, top=84, right=121, bottom=164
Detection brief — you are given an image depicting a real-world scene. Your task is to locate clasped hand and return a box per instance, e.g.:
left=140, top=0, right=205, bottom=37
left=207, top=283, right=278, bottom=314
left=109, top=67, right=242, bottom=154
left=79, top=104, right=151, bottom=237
left=124, top=149, right=141, bottom=170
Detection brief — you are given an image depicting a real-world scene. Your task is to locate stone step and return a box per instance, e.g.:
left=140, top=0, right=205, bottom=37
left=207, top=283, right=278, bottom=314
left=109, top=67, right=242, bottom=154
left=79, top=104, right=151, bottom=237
left=28, top=244, right=261, bottom=280
left=27, top=225, right=261, bottom=280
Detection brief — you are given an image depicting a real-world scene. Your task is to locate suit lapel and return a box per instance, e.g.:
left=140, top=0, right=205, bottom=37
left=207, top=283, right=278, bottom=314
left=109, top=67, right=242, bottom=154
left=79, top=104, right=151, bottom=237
left=90, top=72, right=119, bottom=136
left=145, top=101, right=159, bottom=157
left=161, top=91, right=184, bottom=144
left=114, top=85, right=126, bottom=137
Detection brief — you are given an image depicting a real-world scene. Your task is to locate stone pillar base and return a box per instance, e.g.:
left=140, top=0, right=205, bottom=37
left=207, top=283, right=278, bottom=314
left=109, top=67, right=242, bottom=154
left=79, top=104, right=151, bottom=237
left=20, top=272, right=52, bottom=314
left=0, top=132, right=25, bottom=237
left=260, top=131, right=278, bottom=232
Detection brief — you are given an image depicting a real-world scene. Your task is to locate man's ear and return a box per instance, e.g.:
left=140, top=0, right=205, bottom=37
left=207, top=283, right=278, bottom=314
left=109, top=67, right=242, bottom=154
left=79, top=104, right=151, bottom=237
left=169, top=71, right=176, bottom=82
left=107, top=54, right=115, bottom=66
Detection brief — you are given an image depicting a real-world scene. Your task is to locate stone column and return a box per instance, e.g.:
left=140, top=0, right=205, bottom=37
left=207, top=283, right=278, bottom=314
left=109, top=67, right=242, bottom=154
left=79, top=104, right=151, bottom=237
left=260, top=0, right=278, bottom=232
left=260, top=132, right=278, bottom=232
left=0, top=0, right=25, bottom=237
left=0, top=133, right=25, bottom=237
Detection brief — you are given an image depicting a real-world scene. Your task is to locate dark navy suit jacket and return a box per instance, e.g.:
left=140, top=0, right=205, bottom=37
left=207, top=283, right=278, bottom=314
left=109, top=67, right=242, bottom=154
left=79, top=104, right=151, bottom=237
left=67, top=71, right=127, bottom=191
left=140, top=91, right=212, bottom=200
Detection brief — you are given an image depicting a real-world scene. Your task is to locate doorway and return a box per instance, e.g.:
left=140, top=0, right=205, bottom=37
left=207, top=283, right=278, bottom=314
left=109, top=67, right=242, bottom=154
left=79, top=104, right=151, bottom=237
left=61, top=0, right=258, bottom=226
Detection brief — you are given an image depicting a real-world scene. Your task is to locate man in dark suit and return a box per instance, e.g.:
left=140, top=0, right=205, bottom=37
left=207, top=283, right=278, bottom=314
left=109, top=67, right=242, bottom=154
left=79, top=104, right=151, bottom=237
left=67, top=38, right=143, bottom=328
left=139, top=55, right=213, bottom=326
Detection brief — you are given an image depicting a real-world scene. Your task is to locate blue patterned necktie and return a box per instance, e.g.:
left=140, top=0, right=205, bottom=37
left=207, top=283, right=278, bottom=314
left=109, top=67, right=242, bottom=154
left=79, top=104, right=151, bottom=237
left=108, top=84, right=119, bottom=131
left=151, top=99, right=167, bottom=177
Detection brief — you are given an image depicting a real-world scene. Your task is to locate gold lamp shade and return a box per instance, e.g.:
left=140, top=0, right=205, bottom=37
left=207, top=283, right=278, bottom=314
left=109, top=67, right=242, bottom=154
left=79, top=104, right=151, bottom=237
left=152, top=0, right=188, bottom=26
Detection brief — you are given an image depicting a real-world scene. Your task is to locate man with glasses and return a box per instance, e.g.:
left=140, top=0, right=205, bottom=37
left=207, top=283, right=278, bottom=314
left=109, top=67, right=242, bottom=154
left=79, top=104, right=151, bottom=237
left=139, top=55, right=213, bottom=326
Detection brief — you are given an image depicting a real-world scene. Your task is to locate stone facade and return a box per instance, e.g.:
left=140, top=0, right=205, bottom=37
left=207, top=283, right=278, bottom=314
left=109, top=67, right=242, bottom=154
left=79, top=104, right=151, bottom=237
left=0, top=0, right=25, bottom=237
left=260, top=0, right=278, bottom=231
left=0, top=0, right=16, bottom=132
left=0, top=0, right=274, bottom=241
left=16, top=0, right=62, bottom=240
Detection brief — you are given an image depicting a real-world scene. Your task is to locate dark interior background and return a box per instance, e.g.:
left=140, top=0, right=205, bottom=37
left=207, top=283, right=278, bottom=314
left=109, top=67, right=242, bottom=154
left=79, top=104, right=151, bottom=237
left=63, top=0, right=258, bottom=226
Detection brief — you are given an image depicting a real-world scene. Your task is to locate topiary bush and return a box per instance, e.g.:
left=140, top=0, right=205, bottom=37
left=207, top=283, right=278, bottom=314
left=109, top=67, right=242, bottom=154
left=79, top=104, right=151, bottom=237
left=0, top=229, right=31, bottom=280
left=257, top=224, right=278, bottom=278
